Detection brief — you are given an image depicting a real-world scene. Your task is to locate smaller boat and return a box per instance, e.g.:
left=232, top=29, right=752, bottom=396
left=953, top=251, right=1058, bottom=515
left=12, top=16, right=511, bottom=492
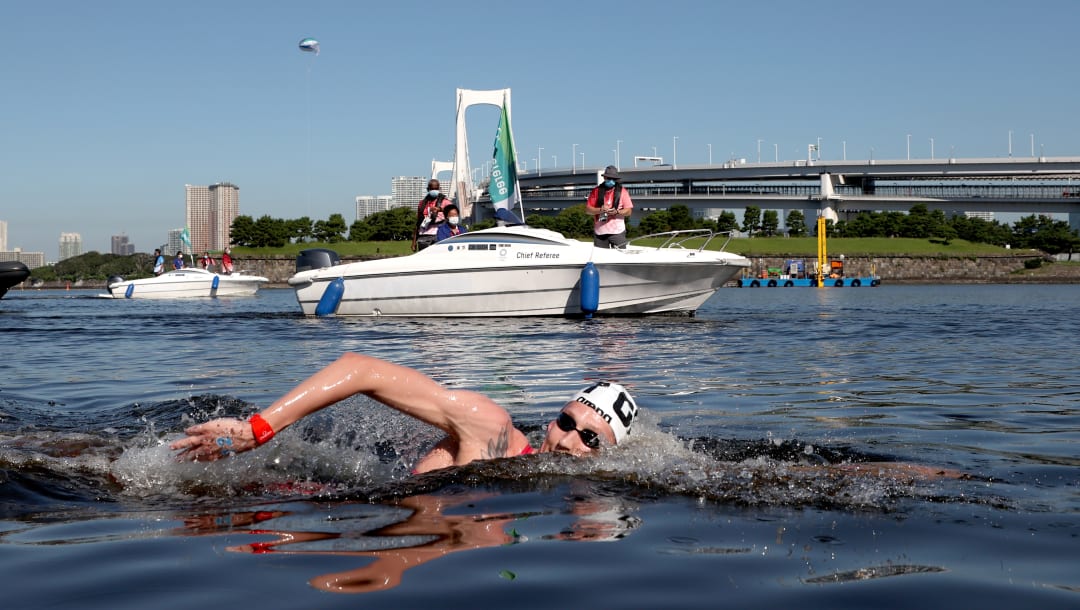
left=104, top=268, right=269, bottom=299
left=0, top=261, right=31, bottom=298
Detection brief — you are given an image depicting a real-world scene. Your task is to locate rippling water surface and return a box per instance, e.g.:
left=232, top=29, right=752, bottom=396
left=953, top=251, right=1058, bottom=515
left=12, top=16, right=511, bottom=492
left=1, top=285, right=1078, bottom=609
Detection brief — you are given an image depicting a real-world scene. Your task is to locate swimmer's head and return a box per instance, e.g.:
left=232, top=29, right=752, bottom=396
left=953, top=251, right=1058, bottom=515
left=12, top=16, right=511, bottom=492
left=567, top=382, right=637, bottom=445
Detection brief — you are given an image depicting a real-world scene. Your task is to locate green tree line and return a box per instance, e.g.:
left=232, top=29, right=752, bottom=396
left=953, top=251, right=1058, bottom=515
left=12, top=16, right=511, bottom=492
left=28, top=204, right=1078, bottom=283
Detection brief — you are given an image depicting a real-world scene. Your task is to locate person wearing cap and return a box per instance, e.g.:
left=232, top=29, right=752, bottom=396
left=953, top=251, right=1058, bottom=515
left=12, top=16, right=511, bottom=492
left=586, top=165, right=635, bottom=248
left=412, top=179, right=449, bottom=252
left=170, top=352, right=637, bottom=472
left=221, top=248, right=234, bottom=275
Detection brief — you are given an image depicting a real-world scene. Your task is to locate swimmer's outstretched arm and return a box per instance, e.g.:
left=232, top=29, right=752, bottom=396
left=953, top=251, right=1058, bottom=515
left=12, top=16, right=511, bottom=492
left=171, top=353, right=525, bottom=465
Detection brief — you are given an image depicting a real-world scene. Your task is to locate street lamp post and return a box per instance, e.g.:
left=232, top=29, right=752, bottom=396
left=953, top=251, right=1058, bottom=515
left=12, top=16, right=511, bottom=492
left=673, top=136, right=678, bottom=170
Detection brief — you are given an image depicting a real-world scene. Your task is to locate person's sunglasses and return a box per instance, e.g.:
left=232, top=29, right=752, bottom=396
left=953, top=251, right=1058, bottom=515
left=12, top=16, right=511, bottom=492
left=556, top=412, right=601, bottom=449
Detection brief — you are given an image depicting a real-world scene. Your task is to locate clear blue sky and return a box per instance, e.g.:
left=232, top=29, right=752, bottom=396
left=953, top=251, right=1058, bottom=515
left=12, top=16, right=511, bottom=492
left=3, top=0, right=1076, bottom=257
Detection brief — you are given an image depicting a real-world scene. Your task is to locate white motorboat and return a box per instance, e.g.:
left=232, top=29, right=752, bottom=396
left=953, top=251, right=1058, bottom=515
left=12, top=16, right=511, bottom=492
left=104, top=268, right=269, bottom=299
left=288, top=226, right=750, bottom=317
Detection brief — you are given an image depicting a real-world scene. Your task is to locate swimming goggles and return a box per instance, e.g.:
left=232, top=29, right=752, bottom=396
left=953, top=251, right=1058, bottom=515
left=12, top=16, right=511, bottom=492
left=556, top=412, right=601, bottom=449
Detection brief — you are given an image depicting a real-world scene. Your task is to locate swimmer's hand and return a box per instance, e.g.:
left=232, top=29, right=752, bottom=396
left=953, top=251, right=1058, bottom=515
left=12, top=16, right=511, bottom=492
left=170, top=418, right=256, bottom=462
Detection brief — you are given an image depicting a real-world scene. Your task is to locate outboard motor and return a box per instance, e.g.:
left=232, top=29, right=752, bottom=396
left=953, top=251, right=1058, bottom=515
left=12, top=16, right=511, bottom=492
left=106, top=275, right=124, bottom=296
left=295, top=249, right=341, bottom=273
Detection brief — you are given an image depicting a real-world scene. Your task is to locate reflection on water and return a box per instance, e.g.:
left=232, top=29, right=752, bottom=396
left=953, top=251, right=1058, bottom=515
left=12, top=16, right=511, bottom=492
left=177, top=481, right=640, bottom=594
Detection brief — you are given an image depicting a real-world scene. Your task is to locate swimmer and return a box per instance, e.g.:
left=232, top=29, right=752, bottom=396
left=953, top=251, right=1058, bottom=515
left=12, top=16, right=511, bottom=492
left=171, top=353, right=637, bottom=473
left=171, top=353, right=963, bottom=482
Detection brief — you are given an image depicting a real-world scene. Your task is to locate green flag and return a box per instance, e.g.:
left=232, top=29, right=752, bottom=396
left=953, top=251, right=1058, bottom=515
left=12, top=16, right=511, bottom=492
left=490, top=102, right=518, bottom=214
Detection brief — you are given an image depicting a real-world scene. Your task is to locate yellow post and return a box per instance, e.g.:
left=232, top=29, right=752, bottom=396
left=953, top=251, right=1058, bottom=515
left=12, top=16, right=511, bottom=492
left=816, top=216, right=827, bottom=288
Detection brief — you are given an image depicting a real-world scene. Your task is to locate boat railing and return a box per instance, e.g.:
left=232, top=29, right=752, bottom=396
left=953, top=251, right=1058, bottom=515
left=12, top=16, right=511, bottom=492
left=626, top=229, right=734, bottom=253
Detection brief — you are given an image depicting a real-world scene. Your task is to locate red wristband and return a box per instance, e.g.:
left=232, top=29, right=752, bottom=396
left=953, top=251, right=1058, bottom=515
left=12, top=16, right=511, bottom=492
left=249, top=414, right=275, bottom=445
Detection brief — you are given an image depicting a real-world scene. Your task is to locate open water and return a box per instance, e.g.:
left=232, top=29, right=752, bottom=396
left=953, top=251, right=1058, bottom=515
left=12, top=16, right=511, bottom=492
left=0, top=285, right=1077, bottom=609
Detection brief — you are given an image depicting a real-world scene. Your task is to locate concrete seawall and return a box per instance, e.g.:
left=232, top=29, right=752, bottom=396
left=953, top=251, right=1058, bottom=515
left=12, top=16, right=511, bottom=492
left=22, top=253, right=1080, bottom=290
left=740, top=254, right=1077, bottom=284
left=233, top=253, right=1074, bottom=285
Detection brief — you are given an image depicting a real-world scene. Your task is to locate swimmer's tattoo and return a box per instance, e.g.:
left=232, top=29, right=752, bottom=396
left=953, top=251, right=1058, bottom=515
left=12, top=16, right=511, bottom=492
left=484, top=425, right=511, bottom=459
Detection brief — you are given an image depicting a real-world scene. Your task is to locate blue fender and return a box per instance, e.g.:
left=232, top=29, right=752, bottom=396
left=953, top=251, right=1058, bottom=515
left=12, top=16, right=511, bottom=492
left=124, top=283, right=134, bottom=299
left=580, top=262, right=599, bottom=317
left=315, top=277, right=345, bottom=316
left=211, top=275, right=220, bottom=296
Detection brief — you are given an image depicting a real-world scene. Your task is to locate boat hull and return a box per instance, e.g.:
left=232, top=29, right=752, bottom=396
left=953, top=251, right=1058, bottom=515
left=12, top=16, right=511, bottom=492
left=105, top=269, right=268, bottom=299
left=0, top=261, right=31, bottom=299
left=289, top=227, right=749, bottom=317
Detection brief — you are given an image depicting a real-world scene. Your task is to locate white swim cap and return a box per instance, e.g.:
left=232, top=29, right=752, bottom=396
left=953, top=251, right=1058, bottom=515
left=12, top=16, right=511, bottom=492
left=569, top=382, right=637, bottom=444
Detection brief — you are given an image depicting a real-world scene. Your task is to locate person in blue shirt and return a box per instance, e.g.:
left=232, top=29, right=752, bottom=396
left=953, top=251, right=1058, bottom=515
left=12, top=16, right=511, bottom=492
left=153, top=249, right=165, bottom=275
left=436, top=204, right=467, bottom=242
left=173, top=251, right=185, bottom=270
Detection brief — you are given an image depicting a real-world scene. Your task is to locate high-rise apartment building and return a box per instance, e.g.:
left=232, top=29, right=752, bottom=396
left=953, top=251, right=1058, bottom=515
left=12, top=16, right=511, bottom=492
left=111, top=234, right=135, bottom=255
left=185, top=182, right=239, bottom=253
left=167, top=228, right=185, bottom=257
left=355, top=195, right=397, bottom=220
left=0, top=220, right=7, bottom=252
left=209, top=183, right=239, bottom=251
left=58, top=233, right=82, bottom=261
left=392, top=176, right=428, bottom=210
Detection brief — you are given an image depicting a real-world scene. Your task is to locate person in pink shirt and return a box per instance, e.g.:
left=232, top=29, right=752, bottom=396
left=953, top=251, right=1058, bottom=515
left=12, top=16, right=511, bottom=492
left=586, top=165, right=634, bottom=248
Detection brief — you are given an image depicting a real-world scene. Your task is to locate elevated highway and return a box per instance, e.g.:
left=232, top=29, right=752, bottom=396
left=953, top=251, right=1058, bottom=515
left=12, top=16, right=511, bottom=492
left=492, top=157, right=1080, bottom=229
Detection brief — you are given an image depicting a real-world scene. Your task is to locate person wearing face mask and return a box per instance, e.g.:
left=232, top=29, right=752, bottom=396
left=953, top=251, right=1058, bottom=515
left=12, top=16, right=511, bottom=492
left=436, top=204, right=467, bottom=242
left=412, top=179, right=447, bottom=252
left=586, top=165, right=634, bottom=248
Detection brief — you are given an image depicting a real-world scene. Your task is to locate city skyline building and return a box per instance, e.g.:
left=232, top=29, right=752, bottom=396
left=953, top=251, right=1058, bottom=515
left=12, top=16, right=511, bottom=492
left=354, top=195, right=397, bottom=220
left=167, top=228, right=185, bottom=259
left=391, top=176, right=427, bottom=210
left=111, top=234, right=135, bottom=255
left=0, top=220, right=6, bottom=252
left=185, top=184, right=211, bottom=254
left=209, top=182, right=239, bottom=252
left=185, top=182, right=239, bottom=253
left=0, top=249, right=45, bottom=269
left=58, top=232, right=82, bottom=261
